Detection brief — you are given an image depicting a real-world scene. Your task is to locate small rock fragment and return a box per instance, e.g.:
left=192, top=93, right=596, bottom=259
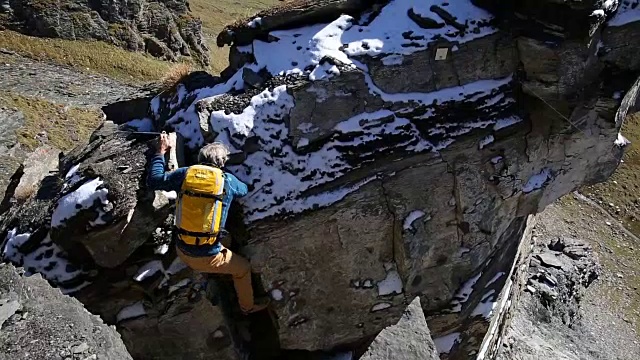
left=72, top=342, right=89, bottom=354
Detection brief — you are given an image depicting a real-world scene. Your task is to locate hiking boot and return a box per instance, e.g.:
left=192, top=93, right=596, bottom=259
left=242, top=296, right=270, bottom=314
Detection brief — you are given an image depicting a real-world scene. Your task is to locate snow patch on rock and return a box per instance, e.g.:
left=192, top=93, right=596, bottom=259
left=486, top=271, right=505, bottom=287
left=615, top=132, right=631, bottom=147
left=434, top=332, right=461, bottom=355
left=377, top=267, right=403, bottom=296
left=134, top=260, right=164, bottom=282
left=403, top=210, right=426, bottom=231
left=249, top=0, right=495, bottom=78
left=448, top=272, right=482, bottom=312
left=125, top=118, right=155, bottom=132
left=381, top=54, right=404, bottom=66
left=471, top=289, right=498, bottom=319
left=146, top=1, right=516, bottom=224
left=2, top=230, right=83, bottom=286
left=271, top=288, right=284, bottom=301
left=51, top=178, right=110, bottom=228
left=479, top=135, right=494, bottom=149
left=608, top=0, right=639, bottom=27
left=116, top=301, right=147, bottom=323
left=247, top=17, right=262, bottom=28
left=493, top=116, right=522, bottom=130
left=523, top=168, right=551, bottom=193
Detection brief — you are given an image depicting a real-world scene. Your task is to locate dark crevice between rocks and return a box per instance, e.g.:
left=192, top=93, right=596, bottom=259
left=205, top=204, right=282, bottom=360
left=0, top=163, right=23, bottom=215
left=449, top=162, right=466, bottom=251
left=438, top=216, right=527, bottom=359
left=204, top=262, right=281, bottom=360
left=102, top=96, right=154, bottom=125
left=378, top=178, right=399, bottom=269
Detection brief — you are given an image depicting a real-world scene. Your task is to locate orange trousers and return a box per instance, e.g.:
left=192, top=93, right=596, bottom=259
left=176, top=246, right=254, bottom=312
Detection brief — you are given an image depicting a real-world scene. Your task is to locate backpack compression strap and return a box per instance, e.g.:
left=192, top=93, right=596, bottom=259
left=180, top=189, right=225, bottom=202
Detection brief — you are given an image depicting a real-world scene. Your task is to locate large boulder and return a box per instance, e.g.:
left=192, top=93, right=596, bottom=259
left=0, top=123, right=174, bottom=269
left=0, top=263, right=132, bottom=360
left=2, top=1, right=640, bottom=359
left=1, top=0, right=209, bottom=64
left=360, top=296, right=439, bottom=360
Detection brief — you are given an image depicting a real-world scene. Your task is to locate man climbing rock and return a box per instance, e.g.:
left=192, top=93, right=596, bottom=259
left=147, top=132, right=269, bottom=314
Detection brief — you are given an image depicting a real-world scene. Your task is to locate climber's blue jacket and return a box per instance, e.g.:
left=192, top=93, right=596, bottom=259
left=146, top=153, right=249, bottom=257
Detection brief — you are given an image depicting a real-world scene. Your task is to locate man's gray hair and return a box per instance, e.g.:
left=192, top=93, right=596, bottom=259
left=198, top=142, right=230, bottom=168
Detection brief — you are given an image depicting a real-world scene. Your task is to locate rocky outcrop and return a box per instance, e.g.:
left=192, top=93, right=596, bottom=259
left=360, top=296, right=439, bottom=360
left=495, top=205, right=609, bottom=360
left=217, top=0, right=389, bottom=47
left=0, top=0, right=209, bottom=64
left=1, top=1, right=639, bottom=359
left=0, top=263, right=132, bottom=360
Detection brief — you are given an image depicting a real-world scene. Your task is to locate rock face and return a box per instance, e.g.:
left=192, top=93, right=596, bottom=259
left=1, top=1, right=639, bottom=359
left=0, top=0, right=209, bottom=64
left=360, top=296, right=439, bottom=360
left=0, top=263, right=132, bottom=360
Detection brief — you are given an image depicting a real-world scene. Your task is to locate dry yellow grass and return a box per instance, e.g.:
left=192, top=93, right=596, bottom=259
left=0, top=30, right=172, bottom=83
left=13, top=183, right=37, bottom=203
left=0, top=92, right=104, bottom=152
left=160, top=63, right=195, bottom=90
left=189, top=0, right=282, bottom=73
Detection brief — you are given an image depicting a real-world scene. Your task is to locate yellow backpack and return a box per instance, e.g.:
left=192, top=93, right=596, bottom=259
left=175, top=165, right=226, bottom=246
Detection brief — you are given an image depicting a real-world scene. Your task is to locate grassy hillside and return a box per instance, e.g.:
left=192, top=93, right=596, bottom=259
left=583, top=113, right=640, bottom=238
left=0, top=92, right=104, bottom=152
left=190, top=0, right=281, bottom=73
left=0, top=1, right=280, bottom=83
left=0, top=31, right=173, bottom=83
